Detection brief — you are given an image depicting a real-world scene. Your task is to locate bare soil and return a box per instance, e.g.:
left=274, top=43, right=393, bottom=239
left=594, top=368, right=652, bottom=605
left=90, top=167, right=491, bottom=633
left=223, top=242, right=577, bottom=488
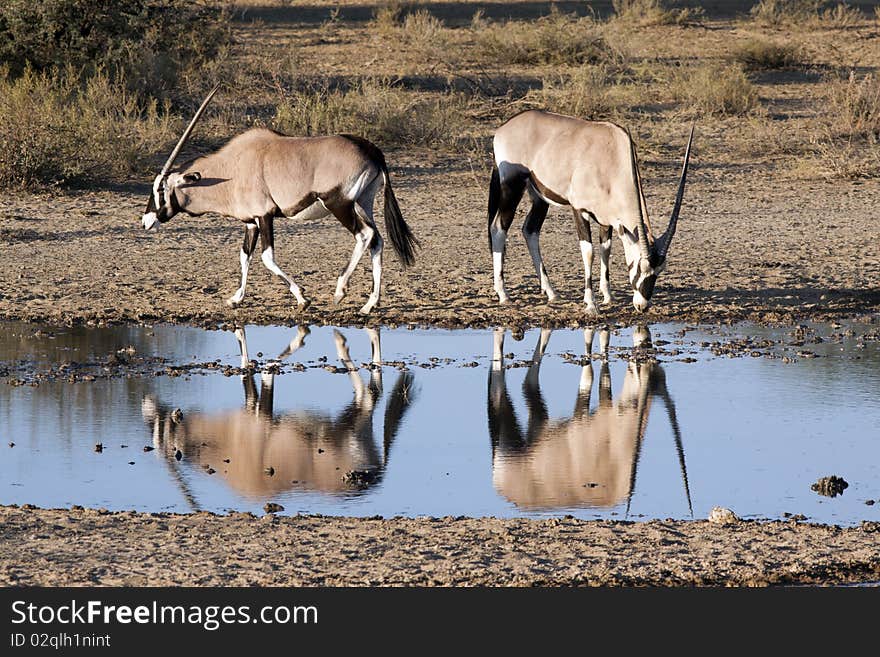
left=1, top=1, right=879, bottom=587
left=2, top=506, right=879, bottom=587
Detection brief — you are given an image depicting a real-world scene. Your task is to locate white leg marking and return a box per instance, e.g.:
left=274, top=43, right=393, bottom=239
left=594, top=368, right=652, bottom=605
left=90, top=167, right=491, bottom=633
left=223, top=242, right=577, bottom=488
left=359, top=237, right=383, bottom=315
left=579, top=240, right=598, bottom=314
left=234, top=327, right=249, bottom=369
left=334, top=227, right=373, bottom=306
left=523, top=229, right=557, bottom=301
left=261, top=246, right=308, bottom=307
left=599, top=235, right=612, bottom=305
left=227, top=248, right=252, bottom=307
left=491, top=226, right=509, bottom=303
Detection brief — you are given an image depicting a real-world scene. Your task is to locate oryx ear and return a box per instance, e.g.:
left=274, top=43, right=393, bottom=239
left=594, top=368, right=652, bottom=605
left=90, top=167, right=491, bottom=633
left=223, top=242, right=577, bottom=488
left=183, top=172, right=201, bottom=183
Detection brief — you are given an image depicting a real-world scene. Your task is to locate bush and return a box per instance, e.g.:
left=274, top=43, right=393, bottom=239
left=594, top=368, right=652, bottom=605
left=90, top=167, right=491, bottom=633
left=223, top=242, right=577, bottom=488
left=733, top=38, right=803, bottom=70
left=473, top=8, right=624, bottom=66
left=0, top=0, right=230, bottom=93
left=272, top=79, right=472, bottom=151
left=826, top=72, right=880, bottom=141
left=611, top=0, right=704, bottom=26
left=528, top=66, right=619, bottom=119
left=0, top=67, right=176, bottom=187
left=749, top=0, right=863, bottom=28
left=670, top=63, right=758, bottom=116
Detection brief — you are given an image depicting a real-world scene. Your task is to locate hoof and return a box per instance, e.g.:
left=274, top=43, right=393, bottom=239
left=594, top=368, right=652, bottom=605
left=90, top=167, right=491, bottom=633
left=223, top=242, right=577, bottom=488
left=585, top=303, right=599, bottom=316
left=358, top=305, right=374, bottom=315
left=546, top=294, right=560, bottom=305
left=297, top=299, right=311, bottom=312
left=226, top=298, right=242, bottom=308
left=333, top=293, right=345, bottom=305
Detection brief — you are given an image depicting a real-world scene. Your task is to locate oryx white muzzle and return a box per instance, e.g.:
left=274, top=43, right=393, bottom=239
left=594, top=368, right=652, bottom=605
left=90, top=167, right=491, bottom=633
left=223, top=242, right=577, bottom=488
left=142, top=212, right=159, bottom=231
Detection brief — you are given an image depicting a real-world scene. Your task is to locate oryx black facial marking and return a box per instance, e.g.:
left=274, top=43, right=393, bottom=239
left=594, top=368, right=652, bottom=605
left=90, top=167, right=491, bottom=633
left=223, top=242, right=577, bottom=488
left=488, top=110, right=694, bottom=313
left=140, top=87, right=418, bottom=315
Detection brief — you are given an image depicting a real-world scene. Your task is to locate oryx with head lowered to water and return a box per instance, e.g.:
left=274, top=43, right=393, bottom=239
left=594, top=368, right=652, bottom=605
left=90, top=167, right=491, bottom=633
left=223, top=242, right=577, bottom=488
left=487, top=110, right=694, bottom=313
left=141, top=86, right=418, bottom=315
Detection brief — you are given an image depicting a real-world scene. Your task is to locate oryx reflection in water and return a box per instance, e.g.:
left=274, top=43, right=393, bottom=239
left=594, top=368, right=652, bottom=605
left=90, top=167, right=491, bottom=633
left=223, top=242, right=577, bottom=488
left=488, top=326, right=692, bottom=514
left=141, top=326, right=416, bottom=505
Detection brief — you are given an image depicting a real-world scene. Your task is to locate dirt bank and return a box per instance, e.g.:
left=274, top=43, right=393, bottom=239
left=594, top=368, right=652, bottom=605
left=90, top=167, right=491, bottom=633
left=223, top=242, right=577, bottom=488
left=2, top=172, right=879, bottom=331
left=2, top=505, right=878, bottom=587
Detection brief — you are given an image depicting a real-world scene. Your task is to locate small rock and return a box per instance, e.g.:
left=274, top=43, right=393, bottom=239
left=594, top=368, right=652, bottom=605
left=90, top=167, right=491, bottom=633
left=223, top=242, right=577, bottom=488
left=94, top=443, right=103, bottom=453
left=811, top=475, right=848, bottom=498
left=207, top=468, right=216, bottom=475
left=317, top=448, right=324, bottom=454
left=864, top=500, right=875, bottom=506
left=8, top=442, right=14, bottom=448
left=128, top=461, right=135, bottom=465
left=143, top=445, right=154, bottom=452
left=174, top=449, right=182, bottom=461
left=170, top=408, right=183, bottom=423
left=264, top=502, right=284, bottom=513
left=264, top=466, right=275, bottom=476
left=708, top=506, right=739, bottom=525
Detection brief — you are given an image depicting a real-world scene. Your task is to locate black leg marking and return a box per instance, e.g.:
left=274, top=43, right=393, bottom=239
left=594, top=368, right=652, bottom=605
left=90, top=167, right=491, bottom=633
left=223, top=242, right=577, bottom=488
left=573, top=208, right=592, bottom=243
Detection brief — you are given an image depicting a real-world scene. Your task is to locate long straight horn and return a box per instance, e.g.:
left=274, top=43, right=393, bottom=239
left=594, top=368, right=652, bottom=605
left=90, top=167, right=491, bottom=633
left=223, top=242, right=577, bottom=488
left=158, top=84, right=220, bottom=178
left=627, top=129, right=652, bottom=262
left=656, top=123, right=695, bottom=260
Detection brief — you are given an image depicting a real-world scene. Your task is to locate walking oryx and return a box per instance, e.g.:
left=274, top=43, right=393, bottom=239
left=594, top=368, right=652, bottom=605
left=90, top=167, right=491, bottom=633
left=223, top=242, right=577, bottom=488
left=487, top=110, right=694, bottom=313
left=141, top=86, right=418, bottom=315
left=487, top=326, right=691, bottom=513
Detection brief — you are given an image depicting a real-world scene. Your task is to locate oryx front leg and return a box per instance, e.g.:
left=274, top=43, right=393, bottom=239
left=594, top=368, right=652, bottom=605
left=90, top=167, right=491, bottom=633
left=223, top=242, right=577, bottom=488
left=522, top=195, right=556, bottom=302
left=573, top=209, right=598, bottom=315
left=258, top=215, right=309, bottom=310
left=227, top=222, right=259, bottom=308
left=598, top=225, right=612, bottom=305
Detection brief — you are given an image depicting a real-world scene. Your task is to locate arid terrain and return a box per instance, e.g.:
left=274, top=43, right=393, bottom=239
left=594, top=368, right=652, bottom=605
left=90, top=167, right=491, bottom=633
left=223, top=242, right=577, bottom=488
left=1, top=0, right=880, bottom=586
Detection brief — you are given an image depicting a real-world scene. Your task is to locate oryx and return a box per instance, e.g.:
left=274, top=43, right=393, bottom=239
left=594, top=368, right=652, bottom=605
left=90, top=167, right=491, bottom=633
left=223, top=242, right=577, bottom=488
left=487, top=110, right=694, bottom=313
left=141, top=86, right=418, bottom=315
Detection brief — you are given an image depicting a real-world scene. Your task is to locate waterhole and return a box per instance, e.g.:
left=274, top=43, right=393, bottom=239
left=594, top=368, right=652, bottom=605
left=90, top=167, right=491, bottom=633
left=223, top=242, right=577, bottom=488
left=1, top=319, right=878, bottom=525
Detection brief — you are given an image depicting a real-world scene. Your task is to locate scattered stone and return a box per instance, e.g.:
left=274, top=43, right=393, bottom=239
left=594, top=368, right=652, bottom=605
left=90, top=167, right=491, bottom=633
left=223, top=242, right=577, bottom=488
left=811, top=475, right=848, bottom=498
left=206, top=468, right=216, bottom=475
left=170, top=408, right=183, bottom=423
left=343, top=469, right=378, bottom=489
left=174, top=449, right=182, bottom=461
left=864, top=500, right=874, bottom=506
left=94, top=443, right=103, bottom=453
left=708, top=506, right=739, bottom=525
left=317, top=448, right=324, bottom=454
left=143, top=445, right=154, bottom=452
left=128, top=461, right=135, bottom=465
left=263, top=502, right=284, bottom=514
left=8, top=442, right=13, bottom=448
left=264, top=466, right=275, bottom=476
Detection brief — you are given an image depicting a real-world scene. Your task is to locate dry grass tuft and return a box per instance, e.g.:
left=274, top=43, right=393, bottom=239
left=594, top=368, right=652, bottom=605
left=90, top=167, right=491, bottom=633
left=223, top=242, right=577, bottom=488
left=732, top=38, right=804, bottom=70
left=272, top=78, right=473, bottom=151
left=611, top=0, right=704, bottom=26
left=525, top=65, right=620, bottom=120
left=0, top=66, right=175, bottom=187
left=473, top=8, right=625, bottom=66
left=749, top=0, right=864, bottom=29
left=826, top=72, right=880, bottom=141
left=669, top=63, right=759, bottom=116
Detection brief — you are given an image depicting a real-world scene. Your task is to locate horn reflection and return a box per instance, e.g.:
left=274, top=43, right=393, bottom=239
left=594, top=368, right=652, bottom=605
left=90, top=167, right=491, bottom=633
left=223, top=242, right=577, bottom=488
left=141, top=326, right=415, bottom=501
left=488, top=325, right=691, bottom=514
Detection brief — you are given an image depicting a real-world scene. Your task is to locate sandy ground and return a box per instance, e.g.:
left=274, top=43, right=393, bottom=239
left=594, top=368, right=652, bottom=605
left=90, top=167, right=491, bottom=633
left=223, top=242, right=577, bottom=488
left=2, top=171, right=879, bottom=330
left=2, top=1, right=880, bottom=588
left=2, top=505, right=879, bottom=586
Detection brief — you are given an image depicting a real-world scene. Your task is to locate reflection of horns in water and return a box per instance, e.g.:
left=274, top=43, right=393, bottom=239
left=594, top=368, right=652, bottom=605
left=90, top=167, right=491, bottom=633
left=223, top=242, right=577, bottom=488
left=142, top=396, right=201, bottom=512
left=142, top=326, right=416, bottom=503
left=489, top=325, right=691, bottom=513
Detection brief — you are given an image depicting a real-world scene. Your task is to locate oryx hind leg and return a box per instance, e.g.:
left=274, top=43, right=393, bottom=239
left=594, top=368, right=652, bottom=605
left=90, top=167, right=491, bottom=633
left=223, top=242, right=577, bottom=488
left=522, top=191, right=556, bottom=302
left=574, top=209, right=598, bottom=315
left=227, top=222, right=259, bottom=308
left=257, top=214, right=309, bottom=310
left=489, top=164, right=527, bottom=304
left=598, top=224, right=612, bottom=305
left=328, top=196, right=378, bottom=314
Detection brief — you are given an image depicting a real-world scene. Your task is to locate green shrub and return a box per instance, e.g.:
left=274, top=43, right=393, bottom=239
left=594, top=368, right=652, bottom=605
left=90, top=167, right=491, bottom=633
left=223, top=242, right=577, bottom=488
left=0, top=0, right=230, bottom=93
